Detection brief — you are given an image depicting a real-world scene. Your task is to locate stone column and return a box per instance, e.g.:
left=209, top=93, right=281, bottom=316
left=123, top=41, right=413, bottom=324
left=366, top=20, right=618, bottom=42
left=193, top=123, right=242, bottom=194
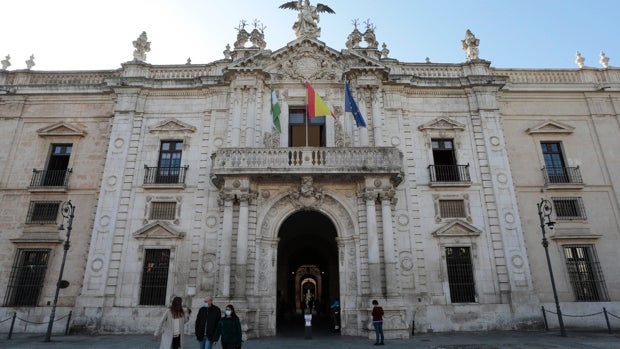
left=380, top=189, right=398, bottom=296
left=231, top=88, right=241, bottom=147
left=245, top=87, right=256, bottom=147
left=219, top=192, right=235, bottom=297
left=371, top=87, right=382, bottom=146
left=234, top=192, right=252, bottom=298
left=364, top=190, right=382, bottom=295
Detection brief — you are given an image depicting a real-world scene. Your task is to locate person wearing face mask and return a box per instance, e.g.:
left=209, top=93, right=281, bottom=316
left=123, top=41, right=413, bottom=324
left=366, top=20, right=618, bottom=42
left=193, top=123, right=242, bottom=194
left=195, top=296, right=221, bottom=349
left=213, top=304, right=243, bottom=349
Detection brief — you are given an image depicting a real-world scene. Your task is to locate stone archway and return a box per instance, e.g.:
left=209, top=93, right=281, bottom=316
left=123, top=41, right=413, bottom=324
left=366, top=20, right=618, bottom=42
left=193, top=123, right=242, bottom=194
left=276, top=210, right=338, bottom=334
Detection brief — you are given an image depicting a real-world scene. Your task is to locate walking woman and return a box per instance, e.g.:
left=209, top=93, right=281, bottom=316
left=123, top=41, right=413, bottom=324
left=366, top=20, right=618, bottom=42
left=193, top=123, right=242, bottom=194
left=155, top=296, right=192, bottom=349
left=213, top=304, right=243, bottom=349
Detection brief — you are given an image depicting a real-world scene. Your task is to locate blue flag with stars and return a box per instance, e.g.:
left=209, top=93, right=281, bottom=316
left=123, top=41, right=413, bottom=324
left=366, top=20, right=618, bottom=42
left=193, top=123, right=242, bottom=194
left=344, top=82, right=367, bottom=127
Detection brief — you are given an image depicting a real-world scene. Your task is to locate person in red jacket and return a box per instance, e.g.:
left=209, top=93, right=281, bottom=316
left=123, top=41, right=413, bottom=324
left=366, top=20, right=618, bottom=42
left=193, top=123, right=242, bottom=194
left=371, top=299, right=384, bottom=345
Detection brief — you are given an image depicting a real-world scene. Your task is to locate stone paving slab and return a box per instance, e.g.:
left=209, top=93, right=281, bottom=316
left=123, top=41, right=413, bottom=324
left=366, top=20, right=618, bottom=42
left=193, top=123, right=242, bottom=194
left=1, top=330, right=619, bottom=349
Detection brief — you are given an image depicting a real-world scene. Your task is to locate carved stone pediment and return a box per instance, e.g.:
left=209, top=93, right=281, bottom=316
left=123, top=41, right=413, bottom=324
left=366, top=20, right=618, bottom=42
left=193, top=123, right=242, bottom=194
left=271, top=39, right=343, bottom=81
left=148, top=118, right=196, bottom=134
left=526, top=120, right=574, bottom=134
left=37, top=122, right=87, bottom=137
left=418, top=116, right=466, bottom=132
left=133, top=221, right=185, bottom=240
left=432, top=219, right=481, bottom=238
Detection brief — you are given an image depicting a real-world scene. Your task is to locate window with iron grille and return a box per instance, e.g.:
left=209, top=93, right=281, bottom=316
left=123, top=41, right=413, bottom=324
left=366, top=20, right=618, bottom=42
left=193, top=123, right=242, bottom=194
left=150, top=202, right=176, bottom=220
left=26, top=201, right=61, bottom=224
left=445, top=247, right=476, bottom=303
left=552, top=197, right=586, bottom=220
left=4, top=249, right=50, bottom=306
left=563, top=245, right=609, bottom=301
left=439, top=200, right=466, bottom=218
left=139, top=249, right=170, bottom=305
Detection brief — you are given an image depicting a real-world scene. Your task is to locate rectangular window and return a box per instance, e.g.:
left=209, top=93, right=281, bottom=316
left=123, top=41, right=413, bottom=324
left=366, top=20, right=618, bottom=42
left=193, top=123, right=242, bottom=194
left=439, top=200, right=466, bottom=218
left=552, top=197, right=586, bottom=220
left=4, top=249, right=50, bottom=306
left=157, top=141, right=183, bottom=183
left=564, top=245, right=609, bottom=301
left=26, top=201, right=61, bottom=224
left=139, top=249, right=170, bottom=305
left=445, top=247, right=476, bottom=303
left=431, top=139, right=460, bottom=181
left=44, top=144, right=72, bottom=186
left=288, top=108, right=325, bottom=147
left=150, top=202, right=176, bottom=220
left=541, top=142, right=568, bottom=183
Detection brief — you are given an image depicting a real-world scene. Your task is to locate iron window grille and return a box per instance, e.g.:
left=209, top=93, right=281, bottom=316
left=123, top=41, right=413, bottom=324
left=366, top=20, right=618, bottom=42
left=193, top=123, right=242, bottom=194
left=445, top=247, right=476, bottom=303
left=149, top=202, right=177, bottom=220
left=563, top=245, right=609, bottom=301
left=439, top=200, right=466, bottom=218
left=26, top=201, right=61, bottom=224
left=139, top=249, right=170, bottom=305
left=4, top=249, right=50, bottom=306
left=552, top=197, right=586, bottom=220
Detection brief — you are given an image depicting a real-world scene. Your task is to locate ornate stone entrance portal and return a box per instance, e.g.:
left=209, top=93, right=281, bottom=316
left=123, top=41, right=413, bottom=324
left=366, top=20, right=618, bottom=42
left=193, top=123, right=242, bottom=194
left=276, top=210, right=339, bottom=334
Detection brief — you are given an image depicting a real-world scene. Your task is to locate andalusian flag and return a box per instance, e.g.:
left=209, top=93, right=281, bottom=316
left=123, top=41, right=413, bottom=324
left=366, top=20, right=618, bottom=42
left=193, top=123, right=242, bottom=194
left=270, top=84, right=281, bottom=132
left=306, top=82, right=335, bottom=118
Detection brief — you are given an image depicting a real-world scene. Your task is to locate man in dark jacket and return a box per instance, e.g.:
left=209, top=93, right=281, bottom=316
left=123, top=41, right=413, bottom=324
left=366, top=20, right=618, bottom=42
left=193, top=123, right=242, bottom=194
left=195, top=296, right=221, bottom=349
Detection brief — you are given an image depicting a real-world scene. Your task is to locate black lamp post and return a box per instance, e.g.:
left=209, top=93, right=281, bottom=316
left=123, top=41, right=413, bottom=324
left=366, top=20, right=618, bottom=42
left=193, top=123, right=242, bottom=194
left=44, top=200, right=75, bottom=342
left=537, top=198, right=566, bottom=337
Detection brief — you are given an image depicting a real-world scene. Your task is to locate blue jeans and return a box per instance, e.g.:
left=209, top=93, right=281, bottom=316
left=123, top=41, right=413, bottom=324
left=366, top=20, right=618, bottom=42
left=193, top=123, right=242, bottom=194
left=200, top=339, right=214, bottom=349
left=373, top=321, right=384, bottom=343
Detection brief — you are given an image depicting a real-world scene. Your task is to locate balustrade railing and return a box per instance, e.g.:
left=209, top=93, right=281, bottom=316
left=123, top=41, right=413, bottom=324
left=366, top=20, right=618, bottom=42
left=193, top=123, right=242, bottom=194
left=542, top=166, right=582, bottom=185
left=29, top=169, right=72, bottom=188
left=211, top=147, right=403, bottom=175
left=144, top=166, right=188, bottom=185
left=428, top=164, right=471, bottom=183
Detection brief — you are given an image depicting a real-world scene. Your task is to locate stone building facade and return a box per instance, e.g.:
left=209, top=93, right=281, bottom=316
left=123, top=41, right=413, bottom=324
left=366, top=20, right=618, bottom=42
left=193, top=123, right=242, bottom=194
left=1, top=4, right=619, bottom=338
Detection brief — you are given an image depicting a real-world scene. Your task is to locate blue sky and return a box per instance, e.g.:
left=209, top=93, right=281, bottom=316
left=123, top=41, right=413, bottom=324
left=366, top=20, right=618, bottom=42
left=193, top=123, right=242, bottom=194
left=2, top=0, right=618, bottom=71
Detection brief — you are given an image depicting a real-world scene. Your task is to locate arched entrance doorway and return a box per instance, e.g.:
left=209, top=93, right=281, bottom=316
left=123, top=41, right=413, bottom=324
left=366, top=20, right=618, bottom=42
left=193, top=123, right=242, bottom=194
left=276, top=210, right=339, bottom=335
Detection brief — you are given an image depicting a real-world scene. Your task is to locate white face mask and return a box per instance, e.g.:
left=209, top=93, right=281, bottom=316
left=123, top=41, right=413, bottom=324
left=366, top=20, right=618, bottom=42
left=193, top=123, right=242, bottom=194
left=204, top=302, right=210, bottom=307
left=225, top=310, right=232, bottom=316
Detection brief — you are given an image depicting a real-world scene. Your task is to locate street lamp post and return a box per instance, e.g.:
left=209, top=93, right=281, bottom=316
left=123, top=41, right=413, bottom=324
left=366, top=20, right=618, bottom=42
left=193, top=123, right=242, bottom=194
left=537, top=198, right=566, bottom=337
left=44, top=200, right=75, bottom=342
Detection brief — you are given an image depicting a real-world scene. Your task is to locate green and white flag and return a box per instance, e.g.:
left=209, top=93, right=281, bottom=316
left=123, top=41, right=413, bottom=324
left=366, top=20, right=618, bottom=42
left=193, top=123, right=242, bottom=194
left=270, top=83, right=282, bottom=133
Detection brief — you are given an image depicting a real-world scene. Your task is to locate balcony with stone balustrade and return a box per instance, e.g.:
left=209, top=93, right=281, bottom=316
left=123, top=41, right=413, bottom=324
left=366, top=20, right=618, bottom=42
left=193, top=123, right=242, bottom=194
left=210, top=147, right=403, bottom=187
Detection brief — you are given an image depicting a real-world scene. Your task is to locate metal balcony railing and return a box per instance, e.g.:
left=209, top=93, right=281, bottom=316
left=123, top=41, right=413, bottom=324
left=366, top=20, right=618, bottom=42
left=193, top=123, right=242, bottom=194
left=29, top=169, right=72, bottom=187
left=144, top=165, right=188, bottom=185
left=542, top=166, right=582, bottom=185
left=428, top=164, right=471, bottom=183
left=210, top=147, right=403, bottom=185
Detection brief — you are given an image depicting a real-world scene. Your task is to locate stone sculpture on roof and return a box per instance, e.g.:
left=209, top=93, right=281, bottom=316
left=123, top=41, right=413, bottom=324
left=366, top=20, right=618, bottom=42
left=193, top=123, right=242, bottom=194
left=462, top=29, right=480, bottom=61
left=279, top=0, right=335, bottom=38
left=132, top=31, right=151, bottom=62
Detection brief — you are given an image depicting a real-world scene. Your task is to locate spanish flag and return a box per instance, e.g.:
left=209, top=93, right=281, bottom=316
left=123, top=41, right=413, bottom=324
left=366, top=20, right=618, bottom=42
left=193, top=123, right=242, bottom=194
left=306, top=82, right=335, bottom=119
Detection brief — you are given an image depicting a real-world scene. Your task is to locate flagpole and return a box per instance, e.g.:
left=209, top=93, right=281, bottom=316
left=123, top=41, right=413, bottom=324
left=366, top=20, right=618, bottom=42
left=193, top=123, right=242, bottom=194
left=305, top=80, right=309, bottom=147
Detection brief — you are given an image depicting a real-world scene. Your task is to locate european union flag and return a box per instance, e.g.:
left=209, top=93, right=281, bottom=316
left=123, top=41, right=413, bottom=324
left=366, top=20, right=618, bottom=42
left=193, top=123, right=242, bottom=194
left=344, top=82, right=367, bottom=127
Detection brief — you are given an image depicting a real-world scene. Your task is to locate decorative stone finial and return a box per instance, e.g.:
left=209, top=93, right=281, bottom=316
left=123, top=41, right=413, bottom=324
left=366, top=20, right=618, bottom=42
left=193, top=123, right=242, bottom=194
left=599, top=51, right=610, bottom=69
left=234, top=20, right=250, bottom=49
left=381, top=43, right=390, bottom=59
left=462, top=29, right=480, bottom=61
left=1, top=54, right=10, bottom=70
left=249, top=19, right=267, bottom=49
left=186, top=57, right=192, bottom=65
left=363, top=19, right=378, bottom=49
left=132, top=31, right=151, bottom=62
left=575, top=51, right=585, bottom=68
left=346, top=23, right=362, bottom=49
left=223, top=44, right=232, bottom=59
left=279, top=0, right=335, bottom=39
left=425, top=57, right=431, bottom=63
left=25, top=54, right=35, bottom=70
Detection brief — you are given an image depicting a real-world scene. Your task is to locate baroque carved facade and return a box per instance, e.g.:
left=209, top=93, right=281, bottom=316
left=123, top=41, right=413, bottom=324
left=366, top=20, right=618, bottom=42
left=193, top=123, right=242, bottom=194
left=1, top=4, right=619, bottom=339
